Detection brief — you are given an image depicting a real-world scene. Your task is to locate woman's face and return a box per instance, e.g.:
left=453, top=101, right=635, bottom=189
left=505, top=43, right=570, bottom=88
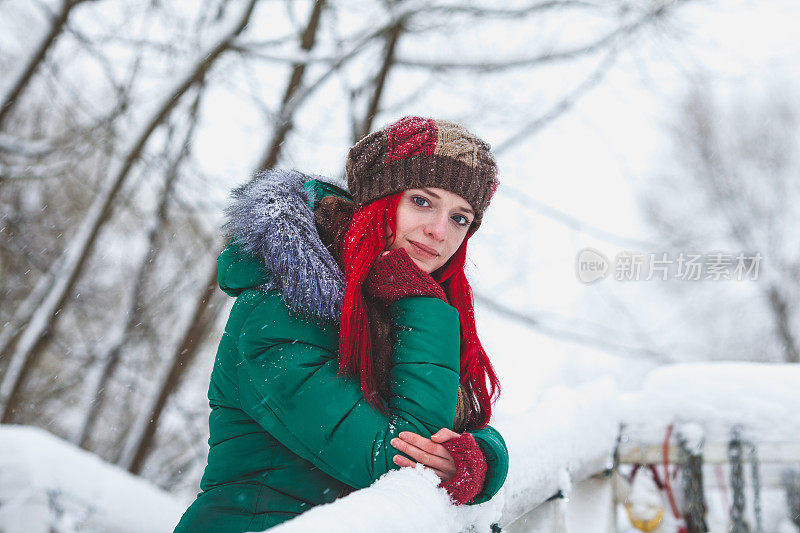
left=385, top=187, right=474, bottom=273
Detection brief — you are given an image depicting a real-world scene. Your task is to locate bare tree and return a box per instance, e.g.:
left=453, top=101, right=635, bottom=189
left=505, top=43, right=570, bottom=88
left=257, top=0, right=327, bottom=171
left=642, top=80, right=800, bottom=363
left=71, top=85, right=206, bottom=448
left=0, top=0, right=260, bottom=422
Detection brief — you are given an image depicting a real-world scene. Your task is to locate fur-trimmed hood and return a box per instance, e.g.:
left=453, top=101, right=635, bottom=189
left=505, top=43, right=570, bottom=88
left=218, top=169, right=350, bottom=324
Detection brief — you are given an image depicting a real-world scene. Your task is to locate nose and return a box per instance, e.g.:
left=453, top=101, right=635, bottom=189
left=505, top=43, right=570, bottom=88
left=424, top=213, right=448, bottom=242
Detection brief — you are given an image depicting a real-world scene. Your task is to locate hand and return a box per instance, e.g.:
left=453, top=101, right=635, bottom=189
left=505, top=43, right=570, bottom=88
left=390, top=428, right=462, bottom=481
left=363, top=248, right=447, bottom=304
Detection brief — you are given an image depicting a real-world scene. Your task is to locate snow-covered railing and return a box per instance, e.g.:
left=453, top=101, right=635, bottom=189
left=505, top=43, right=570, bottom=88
left=270, top=379, right=622, bottom=533
left=269, top=363, right=800, bottom=533
left=2, top=363, right=798, bottom=532
left=618, top=441, right=800, bottom=466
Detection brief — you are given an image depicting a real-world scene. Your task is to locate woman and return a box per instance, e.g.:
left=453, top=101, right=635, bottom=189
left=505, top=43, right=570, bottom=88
left=174, top=116, right=508, bottom=532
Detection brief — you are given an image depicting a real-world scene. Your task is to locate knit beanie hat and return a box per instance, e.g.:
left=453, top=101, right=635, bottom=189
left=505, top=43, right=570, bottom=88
left=345, top=115, right=499, bottom=233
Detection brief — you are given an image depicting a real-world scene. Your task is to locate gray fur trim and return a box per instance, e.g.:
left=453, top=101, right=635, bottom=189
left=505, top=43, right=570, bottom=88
left=223, top=168, right=344, bottom=323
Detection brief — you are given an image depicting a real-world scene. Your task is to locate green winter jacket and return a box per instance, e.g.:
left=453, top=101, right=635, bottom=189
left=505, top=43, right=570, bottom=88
left=174, top=172, right=508, bottom=533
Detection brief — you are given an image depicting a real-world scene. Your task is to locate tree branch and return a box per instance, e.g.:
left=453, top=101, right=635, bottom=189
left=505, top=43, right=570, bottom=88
left=474, top=292, right=669, bottom=361
left=395, top=1, right=682, bottom=72
left=0, top=0, right=73, bottom=129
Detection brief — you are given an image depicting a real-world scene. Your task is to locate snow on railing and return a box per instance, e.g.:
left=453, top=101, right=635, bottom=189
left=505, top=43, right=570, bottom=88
left=269, top=379, right=622, bottom=533
left=2, top=363, right=798, bottom=532
left=269, top=363, right=800, bottom=532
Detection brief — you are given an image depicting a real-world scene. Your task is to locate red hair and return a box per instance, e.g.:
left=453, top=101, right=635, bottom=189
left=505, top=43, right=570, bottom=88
left=338, top=192, right=500, bottom=429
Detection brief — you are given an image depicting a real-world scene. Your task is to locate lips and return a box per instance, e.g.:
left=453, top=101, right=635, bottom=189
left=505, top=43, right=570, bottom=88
left=409, top=240, right=439, bottom=257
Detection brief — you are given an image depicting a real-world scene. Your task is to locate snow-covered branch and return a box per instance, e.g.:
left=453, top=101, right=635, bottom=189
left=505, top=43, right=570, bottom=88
left=474, top=292, right=669, bottom=361
left=0, top=0, right=101, bottom=129
left=421, top=0, right=603, bottom=18
left=0, top=134, right=55, bottom=157
left=395, top=1, right=686, bottom=72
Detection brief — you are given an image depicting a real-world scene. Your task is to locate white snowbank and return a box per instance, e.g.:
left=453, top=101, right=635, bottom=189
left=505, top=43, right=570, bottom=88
left=0, top=425, right=184, bottom=533
left=620, top=362, right=800, bottom=443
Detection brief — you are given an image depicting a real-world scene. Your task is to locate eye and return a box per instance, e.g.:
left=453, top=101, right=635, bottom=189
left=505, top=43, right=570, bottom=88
left=452, top=214, right=471, bottom=227
left=412, top=196, right=430, bottom=208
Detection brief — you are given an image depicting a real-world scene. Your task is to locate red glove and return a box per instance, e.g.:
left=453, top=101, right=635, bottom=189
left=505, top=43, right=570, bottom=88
left=438, top=433, right=487, bottom=505
left=363, top=248, right=447, bottom=304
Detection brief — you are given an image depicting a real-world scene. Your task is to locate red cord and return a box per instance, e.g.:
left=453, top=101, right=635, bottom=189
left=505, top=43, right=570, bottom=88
left=715, top=464, right=730, bottom=518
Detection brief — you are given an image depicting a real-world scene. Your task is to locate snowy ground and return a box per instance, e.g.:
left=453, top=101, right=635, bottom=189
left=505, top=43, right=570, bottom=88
left=0, top=425, right=184, bottom=533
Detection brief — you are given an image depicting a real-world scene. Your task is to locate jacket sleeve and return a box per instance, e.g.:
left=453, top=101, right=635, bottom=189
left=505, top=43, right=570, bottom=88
left=235, top=290, right=461, bottom=490
left=467, top=425, right=509, bottom=504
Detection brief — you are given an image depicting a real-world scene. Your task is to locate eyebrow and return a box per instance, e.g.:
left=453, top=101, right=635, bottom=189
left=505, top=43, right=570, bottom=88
left=419, top=188, right=474, bottom=216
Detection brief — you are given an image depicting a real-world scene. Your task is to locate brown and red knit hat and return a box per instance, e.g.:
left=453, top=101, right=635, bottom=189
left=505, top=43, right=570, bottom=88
left=345, top=115, right=499, bottom=232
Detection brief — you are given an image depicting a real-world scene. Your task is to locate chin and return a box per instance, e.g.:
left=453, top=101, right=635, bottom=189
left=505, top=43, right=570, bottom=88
left=412, top=258, right=433, bottom=273
left=406, top=252, right=434, bottom=274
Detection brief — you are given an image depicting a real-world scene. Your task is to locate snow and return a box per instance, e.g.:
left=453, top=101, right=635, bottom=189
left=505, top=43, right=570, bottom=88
left=625, top=471, right=663, bottom=522
left=2, top=361, right=799, bottom=532
left=498, top=378, right=621, bottom=526
left=619, top=363, right=800, bottom=444
left=677, top=423, right=705, bottom=455
left=266, top=464, right=502, bottom=533
left=0, top=425, right=184, bottom=533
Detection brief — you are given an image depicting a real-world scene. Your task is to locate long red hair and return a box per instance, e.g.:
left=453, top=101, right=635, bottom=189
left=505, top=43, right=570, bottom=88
left=337, top=192, right=500, bottom=429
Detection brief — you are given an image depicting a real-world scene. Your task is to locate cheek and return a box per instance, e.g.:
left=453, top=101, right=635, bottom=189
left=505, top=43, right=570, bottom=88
left=392, top=205, right=414, bottom=237
left=441, top=234, right=463, bottom=264
left=383, top=222, right=396, bottom=250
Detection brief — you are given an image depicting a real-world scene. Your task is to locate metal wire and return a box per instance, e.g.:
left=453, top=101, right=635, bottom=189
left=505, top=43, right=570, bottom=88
left=748, top=443, right=763, bottom=533
left=781, top=468, right=800, bottom=529
left=677, top=430, right=708, bottom=533
left=728, top=426, right=749, bottom=533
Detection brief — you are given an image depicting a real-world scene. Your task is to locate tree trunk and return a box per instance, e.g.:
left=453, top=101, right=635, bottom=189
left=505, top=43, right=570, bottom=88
left=119, top=269, right=221, bottom=474
left=72, top=88, right=203, bottom=447
left=257, top=0, right=326, bottom=171
left=767, top=285, right=800, bottom=363
left=354, top=20, right=403, bottom=141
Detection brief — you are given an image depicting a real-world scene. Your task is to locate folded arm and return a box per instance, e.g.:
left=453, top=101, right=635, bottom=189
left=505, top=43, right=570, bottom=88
left=235, top=291, right=460, bottom=490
